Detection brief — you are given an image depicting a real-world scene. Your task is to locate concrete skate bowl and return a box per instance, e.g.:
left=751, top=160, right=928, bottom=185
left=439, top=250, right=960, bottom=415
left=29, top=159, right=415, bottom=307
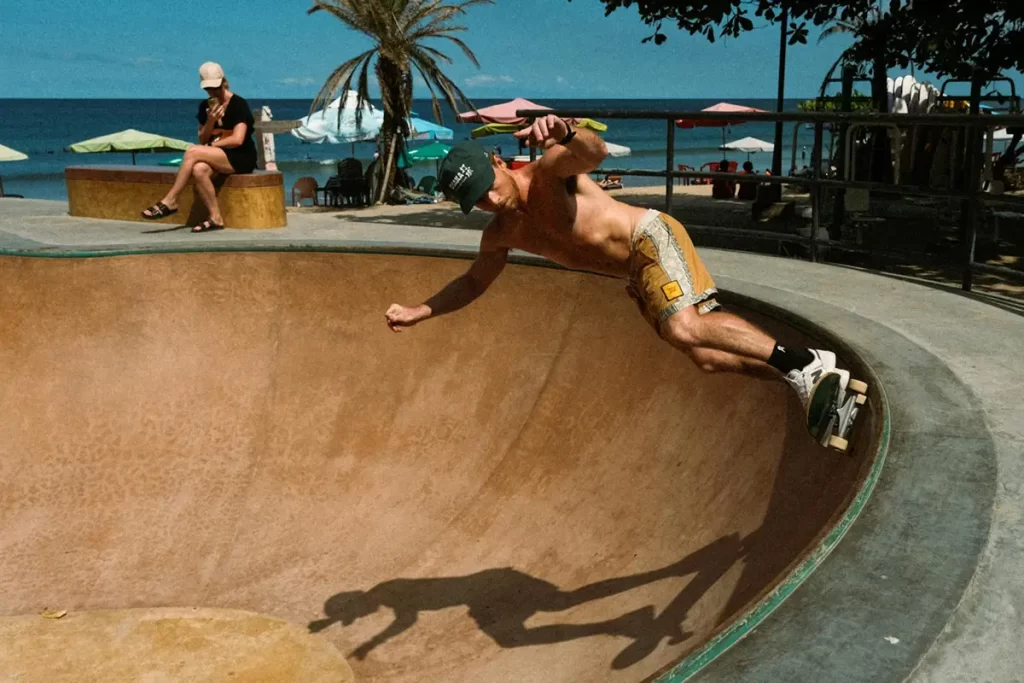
left=0, top=250, right=886, bottom=683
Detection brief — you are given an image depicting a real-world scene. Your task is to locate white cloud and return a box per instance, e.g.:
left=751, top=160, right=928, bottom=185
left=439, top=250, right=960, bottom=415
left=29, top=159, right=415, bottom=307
left=556, top=76, right=567, bottom=84
left=279, top=77, right=317, bottom=86
left=465, top=74, right=515, bottom=87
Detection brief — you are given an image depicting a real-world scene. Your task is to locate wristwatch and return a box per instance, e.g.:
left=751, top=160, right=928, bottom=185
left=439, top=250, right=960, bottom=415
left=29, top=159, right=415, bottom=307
left=558, top=127, right=576, bottom=146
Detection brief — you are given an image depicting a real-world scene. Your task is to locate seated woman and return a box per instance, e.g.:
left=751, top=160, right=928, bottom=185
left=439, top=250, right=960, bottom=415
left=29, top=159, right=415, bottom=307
left=597, top=174, right=623, bottom=190
left=141, top=62, right=257, bottom=232
left=736, top=160, right=758, bottom=200
left=711, top=159, right=736, bottom=199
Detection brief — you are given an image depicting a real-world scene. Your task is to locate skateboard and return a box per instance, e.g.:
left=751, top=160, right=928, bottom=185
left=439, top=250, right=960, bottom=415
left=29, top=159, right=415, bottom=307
left=806, top=372, right=869, bottom=453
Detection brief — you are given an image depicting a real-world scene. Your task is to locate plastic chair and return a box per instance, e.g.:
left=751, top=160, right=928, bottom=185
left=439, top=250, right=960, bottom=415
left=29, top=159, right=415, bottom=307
left=0, top=177, right=23, bottom=198
left=320, top=176, right=342, bottom=206
left=676, top=164, right=695, bottom=186
left=291, top=176, right=319, bottom=207
left=417, top=175, right=438, bottom=195
left=337, top=158, right=370, bottom=206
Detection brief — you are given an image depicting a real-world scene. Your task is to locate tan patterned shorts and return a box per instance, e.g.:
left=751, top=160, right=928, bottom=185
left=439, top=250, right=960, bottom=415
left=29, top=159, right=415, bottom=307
left=626, top=209, right=720, bottom=336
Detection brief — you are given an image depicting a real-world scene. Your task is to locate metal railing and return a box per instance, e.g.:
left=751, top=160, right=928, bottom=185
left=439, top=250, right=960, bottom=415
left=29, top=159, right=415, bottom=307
left=520, top=107, right=1024, bottom=292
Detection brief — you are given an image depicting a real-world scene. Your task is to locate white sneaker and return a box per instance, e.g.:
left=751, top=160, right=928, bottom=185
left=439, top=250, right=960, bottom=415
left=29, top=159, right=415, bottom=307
left=783, top=349, right=849, bottom=408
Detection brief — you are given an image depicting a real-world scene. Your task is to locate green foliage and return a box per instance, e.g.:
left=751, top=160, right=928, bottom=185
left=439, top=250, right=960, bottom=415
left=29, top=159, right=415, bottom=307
left=575, top=0, right=1024, bottom=89
left=798, top=91, right=875, bottom=112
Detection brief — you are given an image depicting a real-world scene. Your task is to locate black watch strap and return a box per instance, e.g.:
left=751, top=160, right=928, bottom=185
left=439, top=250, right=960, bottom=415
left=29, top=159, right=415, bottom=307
left=558, top=128, right=576, bottom=146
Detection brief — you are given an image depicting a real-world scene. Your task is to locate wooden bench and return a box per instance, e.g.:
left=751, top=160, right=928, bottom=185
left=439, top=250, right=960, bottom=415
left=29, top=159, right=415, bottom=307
left=65, top=165, right=287, bottom=229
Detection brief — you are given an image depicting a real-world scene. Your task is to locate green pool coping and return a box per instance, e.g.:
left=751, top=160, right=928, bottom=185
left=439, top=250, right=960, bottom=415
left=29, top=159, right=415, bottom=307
left=0, top=242, right=891, bottom=682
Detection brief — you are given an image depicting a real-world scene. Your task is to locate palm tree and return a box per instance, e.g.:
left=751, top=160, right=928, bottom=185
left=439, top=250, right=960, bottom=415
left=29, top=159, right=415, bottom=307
left=817, top=1, right=903, bottom=183
left=307, top=0, right=492, bottom=203
left=816, top=4, right=888, bottom=111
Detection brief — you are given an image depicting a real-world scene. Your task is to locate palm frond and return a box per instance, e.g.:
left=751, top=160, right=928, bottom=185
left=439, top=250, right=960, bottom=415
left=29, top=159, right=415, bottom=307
left=431, top=34, right=481, bottom=68
left=416, top=44, right=456, bottom=65
left=308, top=1, right=374, bottom=35
left=411, top=60, right=445, bottom=123
left=410, top=47, right=474, bottom=113
left=818, top=21, right=859, bottom=44
left=309, top=50, right=373, bottom=115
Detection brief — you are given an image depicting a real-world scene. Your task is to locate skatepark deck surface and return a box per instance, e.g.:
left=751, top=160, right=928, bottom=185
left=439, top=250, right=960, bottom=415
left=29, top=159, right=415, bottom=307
left=0, top=250, right=882, bottom=682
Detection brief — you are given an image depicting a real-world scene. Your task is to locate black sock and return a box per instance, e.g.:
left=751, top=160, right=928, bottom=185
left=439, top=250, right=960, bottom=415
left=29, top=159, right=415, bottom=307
left=767, top=343, right=814, bottom=374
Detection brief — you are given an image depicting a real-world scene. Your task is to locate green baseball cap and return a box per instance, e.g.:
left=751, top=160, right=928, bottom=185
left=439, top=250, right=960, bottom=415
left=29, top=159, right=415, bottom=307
left=438, top=141, right=495, bottom=214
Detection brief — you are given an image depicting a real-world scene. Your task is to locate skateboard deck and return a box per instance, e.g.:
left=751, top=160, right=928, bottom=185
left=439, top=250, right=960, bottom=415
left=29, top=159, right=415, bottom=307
left=806, top=372, right=869, bottom=453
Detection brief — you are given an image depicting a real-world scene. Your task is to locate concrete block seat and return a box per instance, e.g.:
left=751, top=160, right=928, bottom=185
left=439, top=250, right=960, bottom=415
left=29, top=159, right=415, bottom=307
left=65, top=165, right=286, bottom=229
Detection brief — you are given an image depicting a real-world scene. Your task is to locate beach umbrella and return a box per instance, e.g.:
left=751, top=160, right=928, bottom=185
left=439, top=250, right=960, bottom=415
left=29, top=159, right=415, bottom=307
left=471, top=118, right=607, bottom=140
left=0, top=143, right=28, bottom=198
left=460, top=98, right=606, bottom=155
left=401, top=141, right=452, bottom=174
left=405, top=141, right=451, bottom=163
left=719, top=136, right=774, bottom=160
left=291, top=91, right=381, bottom=153
left=294, top=92, right=453, bottom=157
left=457, top=97, right=549, bottom=124
left=676, top=102, right=768, bottom=146
left=0, top=143, right=28, bottom=162
left=68, top=129, right=193, bottom=165
left=605, top=141, right=631, bottom=157
left=408, top=117, right=453, bottom=141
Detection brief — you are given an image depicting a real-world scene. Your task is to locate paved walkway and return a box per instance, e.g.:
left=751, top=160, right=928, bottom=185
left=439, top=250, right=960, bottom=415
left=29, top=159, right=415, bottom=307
left=2, top=198, right=1022, bottom=682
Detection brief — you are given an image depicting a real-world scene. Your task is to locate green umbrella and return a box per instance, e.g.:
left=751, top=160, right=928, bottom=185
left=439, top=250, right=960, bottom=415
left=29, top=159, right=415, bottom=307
left=400, top=141, right=451, bottom=175
left=405, top=141, right=451, bottom=163
left=68, top=129, right=193, bottom=165
left=470, top=118, right=607, bottom=140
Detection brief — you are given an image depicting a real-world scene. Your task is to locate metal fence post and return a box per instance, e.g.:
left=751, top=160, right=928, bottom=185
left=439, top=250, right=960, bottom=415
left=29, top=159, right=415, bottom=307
left=666, top=119, right=675, bottom=215
left=810, top=122, right=824, bottom=263
left=962, top=70, right=984, bottom=291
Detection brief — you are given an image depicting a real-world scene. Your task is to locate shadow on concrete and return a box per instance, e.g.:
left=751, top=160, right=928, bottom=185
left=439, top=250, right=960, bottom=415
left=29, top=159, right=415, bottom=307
left=310, top=534, right=744, bottom=667
left=310, top=309, right=872, bottom=676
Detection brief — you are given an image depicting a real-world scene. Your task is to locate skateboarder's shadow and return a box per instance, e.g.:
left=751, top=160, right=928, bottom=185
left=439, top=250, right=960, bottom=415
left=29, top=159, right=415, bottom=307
left=309, top=533, right=743, bottom=668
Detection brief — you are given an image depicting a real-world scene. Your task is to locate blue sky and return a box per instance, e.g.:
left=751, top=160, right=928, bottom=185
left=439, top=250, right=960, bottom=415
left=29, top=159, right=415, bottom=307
left=1, top=0, right=1021, bottom=100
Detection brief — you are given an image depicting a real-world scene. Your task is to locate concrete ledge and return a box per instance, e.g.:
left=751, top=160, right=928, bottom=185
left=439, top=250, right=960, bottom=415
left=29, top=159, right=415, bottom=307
left=65, top=165, right=286, bottom=229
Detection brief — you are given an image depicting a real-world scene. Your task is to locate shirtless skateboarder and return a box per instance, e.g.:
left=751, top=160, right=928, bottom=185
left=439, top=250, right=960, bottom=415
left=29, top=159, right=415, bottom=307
left=384, top=115, right=846, bottom=408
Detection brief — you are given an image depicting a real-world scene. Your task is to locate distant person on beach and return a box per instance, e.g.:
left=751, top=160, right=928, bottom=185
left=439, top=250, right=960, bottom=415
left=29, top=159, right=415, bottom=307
left=711, top=159, right=736, bottom=199
left=736, top=160, right=757, bottom=200
left=383, top=115, right=847, bottom=409
left=140, top=62, right=257, bottom=233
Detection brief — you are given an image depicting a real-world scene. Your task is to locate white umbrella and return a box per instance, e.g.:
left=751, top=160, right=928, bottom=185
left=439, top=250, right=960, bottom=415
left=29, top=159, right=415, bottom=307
left=0, top=143, right=28, bottom=162
left=719, top=136, right=774, bottom=154
left=605, top=141, right=631, bottom=157
left=0, top=143, right=28, bottom=198
left=291, top=91, right=382, bottom=145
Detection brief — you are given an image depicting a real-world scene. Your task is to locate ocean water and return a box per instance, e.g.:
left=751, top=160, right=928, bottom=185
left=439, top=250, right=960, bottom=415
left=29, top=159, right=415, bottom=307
left=0, top=98, right=816, bottom=201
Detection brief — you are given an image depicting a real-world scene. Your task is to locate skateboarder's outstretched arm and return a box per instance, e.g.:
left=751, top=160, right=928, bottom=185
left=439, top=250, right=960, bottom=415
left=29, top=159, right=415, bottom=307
left=385, top=224, right=508, bottom=332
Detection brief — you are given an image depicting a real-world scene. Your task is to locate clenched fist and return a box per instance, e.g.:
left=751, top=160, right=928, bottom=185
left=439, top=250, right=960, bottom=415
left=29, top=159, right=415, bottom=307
left=385, top=303, right=428, bottom=332
left=513, top=114, right=569, bottom=149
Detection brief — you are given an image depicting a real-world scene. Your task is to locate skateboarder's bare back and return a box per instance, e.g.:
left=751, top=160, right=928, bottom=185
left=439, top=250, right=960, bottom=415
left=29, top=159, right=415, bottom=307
left=385, top=115, right=844, bottom=407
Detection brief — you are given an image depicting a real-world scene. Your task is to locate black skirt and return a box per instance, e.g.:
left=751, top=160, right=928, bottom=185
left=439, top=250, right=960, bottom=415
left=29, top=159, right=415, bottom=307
left=224, top=143, right=258, bottom=174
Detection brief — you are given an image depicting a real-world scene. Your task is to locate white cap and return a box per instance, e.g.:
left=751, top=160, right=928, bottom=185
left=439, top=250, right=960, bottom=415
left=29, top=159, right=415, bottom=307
left=199, top=62, right=225, bottom=89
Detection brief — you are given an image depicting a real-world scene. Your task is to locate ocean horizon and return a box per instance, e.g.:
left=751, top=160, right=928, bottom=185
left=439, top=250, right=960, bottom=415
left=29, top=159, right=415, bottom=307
left=1, top=98, right=819, bottom=201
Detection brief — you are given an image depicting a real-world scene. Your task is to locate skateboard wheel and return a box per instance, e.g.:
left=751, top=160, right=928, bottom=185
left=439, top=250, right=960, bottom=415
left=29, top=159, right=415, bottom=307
left=855, top=394, right=867, bottom=406
left=828, top=435, right=849, bottom=451
left=848, top=379, right=868, bottom=395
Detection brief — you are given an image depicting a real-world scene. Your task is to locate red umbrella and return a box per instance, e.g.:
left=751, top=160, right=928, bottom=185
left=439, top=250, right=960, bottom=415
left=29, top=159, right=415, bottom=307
left=457, top=97, right=597, bottom=127
left=676, top=102, right=768, bottom=147
left=457, top=98, right=550, bottom=124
